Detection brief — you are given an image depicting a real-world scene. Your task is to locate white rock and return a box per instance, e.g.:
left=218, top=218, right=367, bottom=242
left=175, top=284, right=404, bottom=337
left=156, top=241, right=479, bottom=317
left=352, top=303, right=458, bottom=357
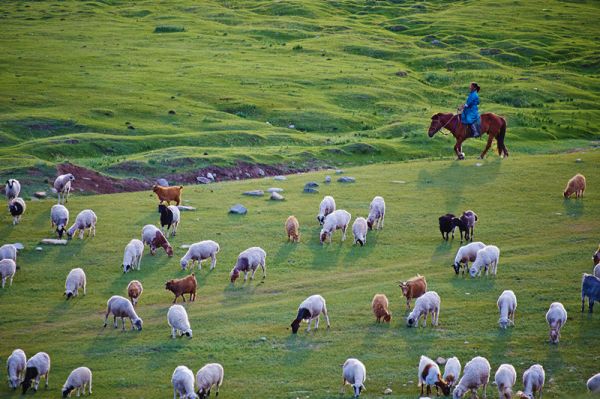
left=273, top=176, right=287, bottom=181
left=243, top=190, right=264, bottom=197
left=384, top=388, right=393, bottom=395
left=178, top=205, right=196, bottom=211
left=270, top=192, right=284, bottom=201
left=267, top=188, right=284, bottom=193
left=36, top=247, right=43, bottom=251
left=40, top=239, right=68, bottom=245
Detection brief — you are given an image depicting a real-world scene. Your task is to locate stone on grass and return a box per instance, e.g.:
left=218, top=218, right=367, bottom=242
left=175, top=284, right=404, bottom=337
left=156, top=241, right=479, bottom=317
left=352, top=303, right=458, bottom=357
left=180, top=244, right=191, bottom=249
left=335, top=169, right=344, bottom=174
left=177, top=205, right=196, bottom=211
left=34, top=191, right=47, bottom=199
left=338, top=176, right=355, bottom=183
left=267, top=188, right=284, bottom=193
left=156, top=178, right=169, bottom=186
left=197, top=176, right=211, bottom=184
left=41, top=239, right=68, bottom=245
left=303, top=187, right=318, bottom=194
left=206, top=172, right=215, bottom=181
left=243, top=190, right=264, bottom=197
left=304, top=181, right=319, bottom=188
left=229, top=204, right=247, bottom=215
left=324, top=176, right=331, bottom=184
left=257, top=168, right=265, bottom=176
left=384, top=388, right=393, bottom=395
left=270, top=192, right=284, bottom=201
left=36, top=247, right=43, bottom=251
left=436, top=357, right=447, bottom=366
left=273, top=175, right=287, bottom=181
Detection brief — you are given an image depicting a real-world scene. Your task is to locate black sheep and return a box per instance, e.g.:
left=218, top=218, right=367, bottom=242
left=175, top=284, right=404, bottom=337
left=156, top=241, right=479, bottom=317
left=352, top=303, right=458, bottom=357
left=438, top=213, right=456, bottom=241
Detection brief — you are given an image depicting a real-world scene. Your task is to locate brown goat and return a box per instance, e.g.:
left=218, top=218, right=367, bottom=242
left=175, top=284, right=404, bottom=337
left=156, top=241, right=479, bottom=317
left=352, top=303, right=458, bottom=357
left=285, top=215, right=300, bottom=243
left=165, top=273, right=197, bottom=303
left=153, top=185, right=183, bottom=205
left=398, top=275, right=427, bottom=310
left=127, top=280, right=143, bottom=306
left=371, top=294, right=391, bottom=323
left=564, top=173, right=586, bottom=198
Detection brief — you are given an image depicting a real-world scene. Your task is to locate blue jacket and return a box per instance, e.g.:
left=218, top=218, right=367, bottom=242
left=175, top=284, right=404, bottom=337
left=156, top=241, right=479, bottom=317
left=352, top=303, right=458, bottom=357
left=461, top=90, right=480, bottom=124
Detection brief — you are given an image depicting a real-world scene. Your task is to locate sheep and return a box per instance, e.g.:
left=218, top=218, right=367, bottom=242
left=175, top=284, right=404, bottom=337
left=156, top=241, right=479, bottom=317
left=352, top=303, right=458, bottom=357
left=158, top=202, right=180, bottom=237
left=587, top=373, right=600, bottom=393
left=5, top=178, right=21, bottom=201
left=494, top=364, right=517, bottom=399
left=123, top=239, right=144, bottom=273
left=595, top=264, right=600, bottom=279
left=366, top=196, right=385, bottom=230
left=54, top=173, right=75, bottom=204
left=452, top=242, right=485, bottom=276
left=61, top=366, right=92, bottom=397
left=452, top=356, right=490, bottom=399
left=399, top=275, right=427, bottom=310
left=546, top=302, right=567, bottom=344
left=371, top=294, right=391, bottom=323
left=171, top=365, right=198, bottom=399
left=438, top=213, right=456, bottom=240
left=563, top=173, right=586, bottom=198
left=167, top=304, right=193, bottom=338
left=582, top=273, right=600, bottom=313
left=443, top=357, right=461, bottom=391
left=50, top=204, right=69, bottom=239
left=455, top=210, right=478, bottom=242
left=290, top=294, right=330, bottom=333
left=66, top=209, right=97, bottom=240
left=469, top=245, right=500, bottom=277
left=127, top=280, right=143, bottom=306
left=8, top=197, right=26, bottom=225
left=165, top=273, right=197, bottom=303
left=320, top=209, right=351, bottom=244
left=195, top=363, right=224, bottom=399
left=0, top=243, right=17, bottom=262
left=516, top=364, right=545, bottom=399
left=103, top=295, right=143, bottom=331
left=141, top=224, right=173, bottom=257
left=317, top=195, right=336, bottom=225
left=407, top=291, right=440, bottom=328
left=285, top=215, right=300, bottom=243
left=21, top=352, right=51, bottom=394
left=180, top=240, right=220, bottom=271
left=153, top=184, right=183, bottom=205
left=418, top=355, right=450, bottom=396
left=594, top=244, right=600, bottom=267
left=6, top=348, right=26, bottom=389
left=497, top=290, right=517, bottom=329
left=0, top=259, right=16, bottom=288
left=352, top=217, right=368, bottom=246
left=341, top=358, right=366, bottom=398
left=64, top=268, right=86, bottom=299
left=229, top=247, right=266, bottom=283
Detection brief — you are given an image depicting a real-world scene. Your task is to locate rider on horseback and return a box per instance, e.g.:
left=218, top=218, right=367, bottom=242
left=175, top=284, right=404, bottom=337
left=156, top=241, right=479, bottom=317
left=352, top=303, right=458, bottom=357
left=458, top=82, right=481, bottom=138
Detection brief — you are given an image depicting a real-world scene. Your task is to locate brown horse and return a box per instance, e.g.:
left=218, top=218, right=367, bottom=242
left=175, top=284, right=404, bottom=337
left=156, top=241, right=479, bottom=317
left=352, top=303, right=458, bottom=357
left=428, top=113, right=509, bottom=159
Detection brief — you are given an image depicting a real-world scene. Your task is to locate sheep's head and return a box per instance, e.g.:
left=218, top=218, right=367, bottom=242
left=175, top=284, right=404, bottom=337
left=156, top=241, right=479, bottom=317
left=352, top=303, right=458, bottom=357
left=319, top=230, right=328, bottom=244
left=452, top=385, right=466, bottom=399
left=436, top=380, right=451, bottom=396
left=452, top=262, right=461, bottom=275
left=9, top=375, right=20, bottom=389
left=65, top=290, right=73, bottom=300
left=184, top=329, right=193, bottom=338
left=158, top=203, right=167, bottom=214
left=56, top=225, right=66, bottom=238
left=290, top=319, right=301, bottom=334
left=180, top=259, right=188, bottom=270
left=383, top=313, right=392, bottom=323
left=563, top=190, right=570, bottom=198
left=197, top=388, right=209, bottom=399
left=366, top=219, right=374, bottom=230
left=317, top=215, right=324, bottom=225
left=498, top=317, right=509, bottom=329
left=133, top=318, right=143, bottom=330
left=62, top=386, right=75, bottom=398
left=230, top=269, right=240, bottom=283
left=352, top=383, right=364, bottom=397
left=165, top=280, right=174, bottom=291
left=516, top=391, right=534, bottom=399
left=406, top=311, right=417, bottom=327
left=123, top=264, right=131, bottom=273
left=67, top=173, right=75, bottom=181
left=469, top=266, right=478, bottom=278
left=356, top=238, right=364, bottom=246
left=165, top=244, right=174, bottom=257
left=549, top=328, right=559, bottom=343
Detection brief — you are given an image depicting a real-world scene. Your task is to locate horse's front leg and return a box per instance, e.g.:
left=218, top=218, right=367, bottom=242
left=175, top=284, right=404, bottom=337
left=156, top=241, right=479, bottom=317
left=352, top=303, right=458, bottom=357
left=480, top=135, right=493, bottom=159
left=455, top=138, right=465, bottom=160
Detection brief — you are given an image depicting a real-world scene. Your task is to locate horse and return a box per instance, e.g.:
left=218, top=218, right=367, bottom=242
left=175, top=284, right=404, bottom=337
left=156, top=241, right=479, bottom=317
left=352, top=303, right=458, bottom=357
left=428, top=112, right=509, bottom=160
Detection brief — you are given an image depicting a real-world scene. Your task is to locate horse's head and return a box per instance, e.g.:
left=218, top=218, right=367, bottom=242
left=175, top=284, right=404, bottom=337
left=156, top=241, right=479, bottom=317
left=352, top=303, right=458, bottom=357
left=428, top=113, right=452, bottom=137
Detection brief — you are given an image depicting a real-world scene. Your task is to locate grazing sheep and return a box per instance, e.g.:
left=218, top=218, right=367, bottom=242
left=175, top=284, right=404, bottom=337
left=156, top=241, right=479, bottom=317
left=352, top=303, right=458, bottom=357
left=371, top=294, right=391, bottom=323
left=320, top=209, right=351, bottom=244
left=582, top=273, right=600, bottom=313
left=66, top=209, right=97, bottom=240
left=341, top=358, right=366, bottom=398
left=317, top=195, right=336, bottom=225
left=171, top=366, right=198, bottom=399
left=0, top=259, right=16, bottom=288
left=407, top=291, right=440, bottom=328
left=366, top=196, right=385, bottom=230
left=587, top=373, right=600, bottom=393
left=195, top=363, right=224, bottom=399
left=452, top=242, right=485, bottom=276
left=8, top=197, right=26, bottom=225
left=497, top=290, right=517, bottom=329
left=50, top=204, right=69, bottom=239
left=158, top=202, right=180, bottom=237
left=180, top=240, right=220, bottom=271
left=594, top=244, right=600, bottom=267
left=0, top=243, right=17, bottom=262
left=456, top=210, right=478, bottom=242
left=22, top=352, right=51, bottom=394
left=469, top=245, right=500, bottom=277
left=141, top=224, right=173, bottom=256
left=165, top=273, right=197, bottom=303
left=443, top=357, right=461, bottom=391
left=285, top=215, right=300, bottom=243
left=516, top=364, right=545, bottom=399
left=127, top=280, right=143, bottom=306
left=595, top=264, right=600, bottom=279
left=399, top=275, right=427, bottom=310
left=153, top=184, right=183, bottom=205
left=64, top=268, right=86, bottom=299
left=563, top=173, right=586, bottom=199
left=546, top=302, right=567, bottom=344
left=54, top=173, right=75, bottom=204
left=62, top=366, right=92, bottom=398
left=6, top=348, right=26, bottom=389
left=418, top=355, right=450, bottom=396
left=123, top=239, right=144, bottom=273
left=290, top=294, right=330, bottom=333
left=452, top=356, right=490, bottom=399
left=439, top=213, right=456, bottom=241
left=5, top=179, right=21, bottom=201
left=494, top=364, right=517, bottom=399
left=229, top=247, right=266, bottom=283
left=103, top=295, right=143, bottom=331
left=167, top=304, right=193, bottom=338
left=352, top=217, right=368, bottom=246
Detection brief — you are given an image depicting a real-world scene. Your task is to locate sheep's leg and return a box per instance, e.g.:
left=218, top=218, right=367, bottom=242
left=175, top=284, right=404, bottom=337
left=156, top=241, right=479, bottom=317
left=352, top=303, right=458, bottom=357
left=341, top=379, right=347, bottom=394
left=243, top=271, right=249, bottom=281
left=1, top=277, right=4, bottom=288
left=589, top=298, right=594, bottom=313
left=123, top=317, right=128, bottom=331
left=79, top=230, right=84, bottom=240
left=582, top=296, right=586, bottom=312
left=315, top=315, right=320, bottom=330
left=421, top=383, right=424, bottom=396
left=210, top=254, right=217, bottom=270
left=250, top=268, right=256, bottom=280
left=91, top=225, right=96, bottom=237
left=323, top=308, right=331, bottom=328
left=306, top=317, right=313, bottom=332
left=197, top=259, right=203, bottom=270
left=261, top=262, right=267, bottom=279
left=103, top=312, right=109, bottom=328
left=33, top=375, right=40, bottom=390
left=171, top=327, right=176, bottom=339
left=173, top=388, right=178, bottom=399
left=113, top=316, right=118, bottom=328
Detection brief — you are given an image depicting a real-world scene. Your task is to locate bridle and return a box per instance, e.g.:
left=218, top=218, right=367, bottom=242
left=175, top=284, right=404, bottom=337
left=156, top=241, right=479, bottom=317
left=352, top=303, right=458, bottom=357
left=431, top=113, right=457, bottom=135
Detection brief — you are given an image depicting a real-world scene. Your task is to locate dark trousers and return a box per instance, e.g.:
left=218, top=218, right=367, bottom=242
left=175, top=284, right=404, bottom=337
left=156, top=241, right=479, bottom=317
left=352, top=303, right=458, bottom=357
left=469, top=122, right=481, bottom=137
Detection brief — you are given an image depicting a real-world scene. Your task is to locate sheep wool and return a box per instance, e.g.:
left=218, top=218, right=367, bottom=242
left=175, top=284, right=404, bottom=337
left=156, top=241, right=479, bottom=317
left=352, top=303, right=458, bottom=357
left=407, top=291, right=440, bottom=328
left=180, top=240, right=220, bottom=271
left=196, top=363, right=224, bottom=399
left=66, top=209, right=97, bottom=240
left=64, top=268, right=86, bottom=299
left=6, top=348, right=27, bottom=389
left=352, top=217, right=368, bottom=246
left=50, top=204, right=69, bottom=239
left=366, top=196, right=385, bottom=230
left=171, top=366, right=198, bottom=399
left=342, top=358, right=366, bottom=398
left=452, top=356, right=490, bottom=399
left=497, top=290, right=517, bottom=329
left=22, top=352, right=51, bottom=394
left=103, top=295, right=143, bottom=331
left=317, top=195, right=336, bottom=225
left=0, top=259, right=16, bottom=288
left=167, top=304, right=193, bottom=338
left=122, top=239, right=144, bottom=273
left=62, top=366, right=92, bottom=397
left=320, top=209, right=351, bottom=244
left=494, top=364, right=516, bottom=399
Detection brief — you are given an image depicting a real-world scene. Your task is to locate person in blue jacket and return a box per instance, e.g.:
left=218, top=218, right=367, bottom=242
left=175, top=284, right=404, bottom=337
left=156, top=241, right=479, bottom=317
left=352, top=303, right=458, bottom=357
left=459, top=82, right=481, bottom=137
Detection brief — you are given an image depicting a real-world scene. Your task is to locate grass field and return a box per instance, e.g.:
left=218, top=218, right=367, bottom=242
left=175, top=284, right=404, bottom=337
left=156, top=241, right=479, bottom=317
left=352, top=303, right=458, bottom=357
left=0, top=151, right=599, bottom=398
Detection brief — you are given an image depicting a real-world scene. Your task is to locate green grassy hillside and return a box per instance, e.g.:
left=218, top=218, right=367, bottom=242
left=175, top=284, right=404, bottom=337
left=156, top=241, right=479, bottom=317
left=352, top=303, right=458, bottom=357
left=0, top=152, right=598, bottom=398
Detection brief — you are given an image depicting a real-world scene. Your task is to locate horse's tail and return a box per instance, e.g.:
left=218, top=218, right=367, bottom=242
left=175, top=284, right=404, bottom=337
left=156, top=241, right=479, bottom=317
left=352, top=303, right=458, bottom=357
left=497, top=117, right=509, bottom=157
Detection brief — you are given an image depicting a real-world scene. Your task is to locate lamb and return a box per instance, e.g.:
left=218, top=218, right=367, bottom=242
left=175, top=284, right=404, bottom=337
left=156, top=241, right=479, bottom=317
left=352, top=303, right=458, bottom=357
left=21, top=352, right=51, bottom=394
left=285, top=215, right=300, bottom=243
left=595, top=264, right=600, bottom=279
left=8, top=197, right=26, bottom=225
left=341, top=358, right=366, bottom=398
left=371, top=294, right=391, bottom=323
left=64, top=268, right=86, bottom=299
left=494, top=364, right=517, bottom=399
left=153, top=184, right=183, bottom=205
left=366, top=196, right=385, bottom=230
left=171, top=365, right=198, bottom=399
left=290, top=294, right=330, bottom=333
left=123, top=239, right=144, bottom=273
left=563, top=173, right=586, bottom=198
left=6, top=348, right=26, bottom=389
left=180, top=240, right=220, bottom=271
left=50, top=204, right=69, bottom=238
left=0, top=259, right=16, bottom=288
left=229, top=247, right=266, bottom=283
left=469, top=245, right=500, bottom=277
left=66, top=209, right=97, bottom=240
left=195, top=363, right=224, bottom=399
left=452, top=242, right=485, bottom=276
left=399, top=274, right=427, bottom=310
left=497, top=290, right=517, bottom=329
left=546, top=302, right=567, bottom=344
left=61, top=366, right=92, bottom=397
left=165, top=273, right=197, bottom=303
left=443, top=357, right=461, bottom=390
left=406, top=291, right=440, bottom=327
left=582, top=273, right=600, bottom=313
left=316, top=195, right=336, bottom=225
left=439, top=213, right=456, bottom=241
left=54, top=173, right=75, bottom=204
left=103, top=295, right=143, bottom=331
left=158, top=202, right=180, bottom=237
left=320, top=209, right=351, bottom=244
left=127, top=280, right=143, bottom=306
left=0, top=243, right=17, bottom=262
left=452, top=356, right=490, bottom=399
left=587, top=373, right=600, bottom=393
left=418, top=355, right=450, bottom=396
left=141, top=224, right=173, bottom=256
left=167, top=304, right=193, bottom=338
left=516, top=364, right=545, bottom=399
left=5, top=178, right=21, bottom=201
left=352, top=217, right=368, bottom=246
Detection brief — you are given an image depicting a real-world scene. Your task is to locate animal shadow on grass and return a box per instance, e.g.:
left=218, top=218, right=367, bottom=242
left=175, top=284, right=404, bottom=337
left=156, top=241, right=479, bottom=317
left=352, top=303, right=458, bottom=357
left=283, top=334, right=316, bottom=367
left=432, top=239, right=454, bottom=262
left=221, top=282, right=260, bottom=307
left=342, top=233, right=376, bottom=265
left=562, top=198, right=584, bottom=218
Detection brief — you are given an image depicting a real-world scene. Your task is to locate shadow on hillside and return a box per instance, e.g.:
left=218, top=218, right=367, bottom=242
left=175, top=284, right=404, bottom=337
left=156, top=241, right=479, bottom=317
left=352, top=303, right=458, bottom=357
left=562, top=198, right=584, bottom=218
left=273, top=240, right=299, bottom=266
left=220, top=280, right=263, bottom=307
left=283, top=330, right=328, bottom=366
left=342, top=234, right=377, bottom=265
left=431, top=239, right=454, bottom=262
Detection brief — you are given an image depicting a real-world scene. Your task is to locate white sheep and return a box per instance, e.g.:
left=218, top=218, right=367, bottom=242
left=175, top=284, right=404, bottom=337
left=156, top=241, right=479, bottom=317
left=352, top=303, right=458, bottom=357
left=452, top=241, right=485, bottom=275
left=21, top=352, right=51, bottom=394
left=62, top=366, right=92, bottom=397
left=196, top=363, right=224, bottom=399
left=352, top=217, right=368, bottom=246
left=5, top=179, right=21, bottom=201
left=587, top=373, right=600, bottom=393
left=494, top=364, right=517, bottom=399
left=0, top=259, right=16, bottom=288
left=469, top=245, right=500, bottom=277
left=54, top=173, right=75, bottom=204
left=66, top=209, right=97, bottom=240
left=443, top=357, right=461, bottom=390
left=141, top=224, right=173, bottom=256
left=50, top=204, right=69, bottom=239
left=497, top=290, right=517, bottom=329
left=317, top=195, right=336, bottom=225
left=180, top=240, right=220, bottom=271
left=320, top=209, right=351, bottom=244
left=341, top=358, right=366, bottom=398
left=103, top=295, right=143, bottom=331
left=0, top=243, right=17, bottom=262
left=407, top=291, right=440, bottom=327
left=594, top=263, right=600, bottom=279
left=229, top=247, right=266, bottom=283
left=452, top=356, right=490, bottom=399
left=290, top=294, right=331, bottom=333
left=123, top=239, right=144, bottom=273
left=8, top=197, right=26, bottom=225
left=545, top=302, right=567, bottom=344
left=516, top=364, right=545, bottom=399
left=6, top=348, right=26, bottom=389
left=366, top=196, right=385, bottom=230
left=64, top=268, right=86, bottom=299
left=418, top=355, right=450, bottom=396
left=172, top=365, right=198, bottom=399
left=167, top=304, right=193, bottom=338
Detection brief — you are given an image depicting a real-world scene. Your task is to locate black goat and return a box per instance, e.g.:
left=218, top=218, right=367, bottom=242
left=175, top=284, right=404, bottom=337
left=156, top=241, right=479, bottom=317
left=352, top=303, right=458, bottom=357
left=438, top=213, right=456, bottom=241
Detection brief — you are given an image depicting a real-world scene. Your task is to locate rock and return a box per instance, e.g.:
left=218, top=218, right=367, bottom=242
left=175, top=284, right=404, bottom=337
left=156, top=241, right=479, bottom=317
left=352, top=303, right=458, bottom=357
left=127, top=124, right=135, bottom=130
left=257, top=168, right=265, bottom=177
left=475, top=162, right=483, bottom=167
left=303, top=187, right=318, bottom=194
left=180, top=244, right=191, bottom=249
left=206, top=172, right=215, bottom=181
left=12, top=243, right=24, bottom=250
left=324, top=175, right=331, bottom=184
left=304, top=181, right=319, bottom=188
left=260, top=336, right=267, bottom=341
left=575, top=158, right=582, bottom=163
left=267, top=188, right=284, bottom=193
left=40, top=239, right=68, bottom=245
left=34, top=191, right=47, bottom=199
left=168, top=110, right=176, bottom=115
left=196, top=176, right=211, bottom=184
left=243, top=190, right=264, bottom=197
left=36, top=247, right=43, bottom=251
left=338, top=176, right=355, bottom=183
left=395, top=71, right=408, bottom=77
left=270, top=192, right=284, bottom=201
left=387, top=25, right=407, bottom=32
left=229, top=204, right=247, bottom=215
left=177, top=205, right=196, bottom=211
left=436, top=357, right=447, bottom=366
left=273, top=175, right=287, bottom=181
left=383, top=388, right=393, bottom=395
left=244, top=172, right=251, bottom=178
left=392, top=180, right=406, bottom=184
left=288, top=124, right=295, bottom=129
left=156, top=178, right=169, bottom=186
left=335, top=169, right=344, bottom=174
left=431, top=39, right=441, bottom=45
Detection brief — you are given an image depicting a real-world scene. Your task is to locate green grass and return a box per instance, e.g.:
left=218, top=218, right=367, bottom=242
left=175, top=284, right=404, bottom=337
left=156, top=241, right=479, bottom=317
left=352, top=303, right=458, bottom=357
left=0, top=151, right=599, bottom=398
